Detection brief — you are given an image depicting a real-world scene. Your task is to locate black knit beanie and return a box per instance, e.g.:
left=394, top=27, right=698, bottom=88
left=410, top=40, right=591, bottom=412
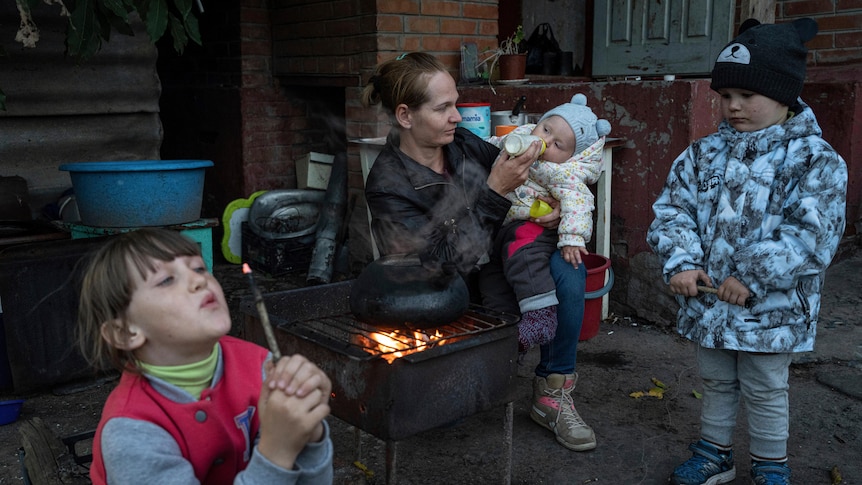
left=711, top=18, right=818, bottom=106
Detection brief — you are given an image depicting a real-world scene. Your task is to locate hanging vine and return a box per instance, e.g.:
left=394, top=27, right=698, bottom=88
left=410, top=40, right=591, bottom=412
left=2, top=0, right=203, bottom=110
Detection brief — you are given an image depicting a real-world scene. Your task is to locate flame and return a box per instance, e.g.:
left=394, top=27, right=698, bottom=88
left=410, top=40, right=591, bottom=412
left=367, top=329, right=444, bottom=364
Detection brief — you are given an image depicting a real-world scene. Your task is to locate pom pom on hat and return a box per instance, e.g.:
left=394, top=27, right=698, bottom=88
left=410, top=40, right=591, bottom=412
left=539, top=93, right=612, bottom=156
left=711, top=18, right=818, bottom=106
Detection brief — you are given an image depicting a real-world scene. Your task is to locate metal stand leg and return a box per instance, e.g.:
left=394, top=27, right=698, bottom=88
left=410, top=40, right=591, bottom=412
left=385, top=440, right=397, bottom=484
left=503, top=401, right=513, bottom=485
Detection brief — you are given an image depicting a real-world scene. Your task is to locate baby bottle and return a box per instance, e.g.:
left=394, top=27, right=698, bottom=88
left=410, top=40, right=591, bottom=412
left=504, top=134, right=546, bottom=157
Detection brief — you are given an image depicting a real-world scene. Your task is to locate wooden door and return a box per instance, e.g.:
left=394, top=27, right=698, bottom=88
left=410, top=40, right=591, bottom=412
left=592, top=0, right=734, bottom=77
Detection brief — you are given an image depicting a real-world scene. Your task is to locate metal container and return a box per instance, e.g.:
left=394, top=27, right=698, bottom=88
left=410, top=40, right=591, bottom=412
left=240, top=280, right=519, bottom=442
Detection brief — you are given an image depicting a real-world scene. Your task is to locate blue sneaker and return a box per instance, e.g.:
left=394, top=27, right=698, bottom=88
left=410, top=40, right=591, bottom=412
left=750, top=460, right=791, bottom=485
left=670, top=440, right=736, bottom=485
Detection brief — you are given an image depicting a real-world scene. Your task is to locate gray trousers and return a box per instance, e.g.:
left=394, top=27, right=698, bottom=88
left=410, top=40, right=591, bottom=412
left=697, top=346, right=792, bottom=460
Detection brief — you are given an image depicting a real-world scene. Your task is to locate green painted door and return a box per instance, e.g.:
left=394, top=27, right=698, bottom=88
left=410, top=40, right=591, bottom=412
left=592, top=0, right=734, bottom=77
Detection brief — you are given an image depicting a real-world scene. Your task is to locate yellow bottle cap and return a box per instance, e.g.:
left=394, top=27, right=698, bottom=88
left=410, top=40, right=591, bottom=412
left=529, top=199, right=553, bottom=218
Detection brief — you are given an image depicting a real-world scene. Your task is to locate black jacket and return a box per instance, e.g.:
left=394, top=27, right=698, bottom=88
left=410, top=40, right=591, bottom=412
left=365, top=128, right=512, bottom=274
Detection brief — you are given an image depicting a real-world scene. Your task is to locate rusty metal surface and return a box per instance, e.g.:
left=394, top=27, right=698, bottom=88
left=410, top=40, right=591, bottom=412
left=240, top=280, right=520, bottom=442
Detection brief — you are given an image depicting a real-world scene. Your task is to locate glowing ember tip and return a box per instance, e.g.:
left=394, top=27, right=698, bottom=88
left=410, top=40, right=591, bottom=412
left=242, top=263, right=251, bottom=274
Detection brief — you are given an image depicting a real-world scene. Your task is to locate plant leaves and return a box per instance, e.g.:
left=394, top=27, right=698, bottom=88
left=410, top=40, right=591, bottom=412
left=144, top=0, right=168, bottom=43
left=168, top=13, right=188, bottom=54
left=174, top=0, right=192, bottom=20
left=101, top=0, right=130, bottom=21
left=183, top=10, right=201, bottom=46
left=67, top=0, right=102, bottom=61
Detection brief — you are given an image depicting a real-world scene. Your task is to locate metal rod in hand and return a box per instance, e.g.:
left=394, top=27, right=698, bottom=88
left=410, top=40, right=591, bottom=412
left=242, top=263, right=282, bottom=362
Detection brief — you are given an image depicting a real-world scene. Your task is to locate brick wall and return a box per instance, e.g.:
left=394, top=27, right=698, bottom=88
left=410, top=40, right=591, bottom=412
left=776, top=0, right=862, bottom=65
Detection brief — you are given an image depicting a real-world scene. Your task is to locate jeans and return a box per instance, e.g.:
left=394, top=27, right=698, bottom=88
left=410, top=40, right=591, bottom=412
left=536, top=251, right=585, bottom=377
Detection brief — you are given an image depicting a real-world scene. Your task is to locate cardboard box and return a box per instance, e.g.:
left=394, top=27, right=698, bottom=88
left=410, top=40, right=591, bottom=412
left=296, top=152, right=334, bottom=190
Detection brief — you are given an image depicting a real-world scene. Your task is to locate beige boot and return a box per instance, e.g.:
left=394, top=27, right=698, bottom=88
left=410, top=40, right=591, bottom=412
left=530, top=373, right=597, bottom=451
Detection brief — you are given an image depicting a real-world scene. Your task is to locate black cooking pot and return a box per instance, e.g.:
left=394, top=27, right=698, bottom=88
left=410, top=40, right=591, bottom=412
left=349, top=253, right=470, bottom=329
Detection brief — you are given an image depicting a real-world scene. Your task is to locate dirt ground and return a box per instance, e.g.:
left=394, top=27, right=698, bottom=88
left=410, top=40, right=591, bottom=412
left=1, top=252, right=860, bottom=485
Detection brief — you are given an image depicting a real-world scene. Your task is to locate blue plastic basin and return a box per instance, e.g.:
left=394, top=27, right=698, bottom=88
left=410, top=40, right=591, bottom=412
left=59, top=160, right=213, bottom=227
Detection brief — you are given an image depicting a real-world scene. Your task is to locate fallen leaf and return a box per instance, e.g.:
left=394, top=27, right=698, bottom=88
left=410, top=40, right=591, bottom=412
left=692, top=389, right=703, bottom=399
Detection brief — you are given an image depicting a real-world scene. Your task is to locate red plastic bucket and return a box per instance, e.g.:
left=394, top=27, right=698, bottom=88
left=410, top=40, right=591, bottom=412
left=580, top=254, right=613, bottom=341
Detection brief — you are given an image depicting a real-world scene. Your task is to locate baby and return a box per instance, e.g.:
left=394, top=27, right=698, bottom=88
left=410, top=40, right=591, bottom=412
left=487, top=93, right=612, bottom=350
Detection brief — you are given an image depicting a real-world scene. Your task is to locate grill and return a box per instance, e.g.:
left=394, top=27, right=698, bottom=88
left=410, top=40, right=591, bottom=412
left=240, top=280, right=520, bottom=483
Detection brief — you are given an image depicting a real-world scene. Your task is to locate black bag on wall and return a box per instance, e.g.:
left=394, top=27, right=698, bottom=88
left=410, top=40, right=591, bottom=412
left=525, top=23, right=562, bottom=74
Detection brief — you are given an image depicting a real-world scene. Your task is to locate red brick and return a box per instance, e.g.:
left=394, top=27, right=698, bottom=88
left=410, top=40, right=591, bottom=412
left=807, top=32, right=834, bottom=49
left=815, top=47, right=862, bottom=64
left=441, top=19, right=480, bottom=35
left=377, top=15, right=404, bottom=32
left=421, top=1, right=463, bottom=17
left=837, top=0, right=862, bottom=10
left=463, top=3, right=498, bottom=20
left=422, top=36, right=464, bottom=52
left=781, top=0, right=835, bottom=17
left=408, top=17, right=440, bottom=34
left=377, top=0, right=421, bottom=15
left=835, top=30, right=862, bottom=47
left=325, top=17, right=364, bottom=36
left=816, top=12, right=862, bottom=30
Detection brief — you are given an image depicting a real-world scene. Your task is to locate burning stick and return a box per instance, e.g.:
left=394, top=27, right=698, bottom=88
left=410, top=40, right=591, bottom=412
left=242, top=263, right=282, bottom=361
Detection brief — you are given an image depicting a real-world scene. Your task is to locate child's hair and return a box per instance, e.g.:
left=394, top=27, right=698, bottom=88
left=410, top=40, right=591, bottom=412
left=360, top=52, right=449, bottom=115
left=77, top=228, right=202, bottom=374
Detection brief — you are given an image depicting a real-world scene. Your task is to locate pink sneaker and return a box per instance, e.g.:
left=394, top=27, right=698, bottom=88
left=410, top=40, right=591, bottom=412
left=530, top=373, right=596, bottom=451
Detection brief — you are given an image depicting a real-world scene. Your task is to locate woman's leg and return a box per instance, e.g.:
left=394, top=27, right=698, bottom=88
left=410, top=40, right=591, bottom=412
left=536, top=250, right=585, bottom=377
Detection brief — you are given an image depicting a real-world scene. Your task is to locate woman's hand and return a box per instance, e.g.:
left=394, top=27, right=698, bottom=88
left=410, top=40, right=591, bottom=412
left=487, top=142, right=542, bottom=196
left=530, top=195, right=561, bottom=229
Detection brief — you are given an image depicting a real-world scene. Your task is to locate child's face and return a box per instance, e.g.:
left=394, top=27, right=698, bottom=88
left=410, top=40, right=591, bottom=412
left=718, top=88, right=789, bottom=132
left=123, top=255, right=232, bottom=365
left=531, top=115, right=576, bottom=163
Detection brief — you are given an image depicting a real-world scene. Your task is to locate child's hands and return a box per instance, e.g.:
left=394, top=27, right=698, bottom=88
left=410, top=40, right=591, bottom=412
left=669, top=269, right=712, bottom=297
left=267, top=354, right=331, bottom=404
left=716, top=276, right=752, bottom=307
left=561, top=245, right=588, bottom=268
left=256, top=355, right=331, bottom=470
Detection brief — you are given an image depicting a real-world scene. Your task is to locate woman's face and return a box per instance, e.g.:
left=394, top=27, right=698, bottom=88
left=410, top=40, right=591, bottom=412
left=403, top=71, right=462, bottom=147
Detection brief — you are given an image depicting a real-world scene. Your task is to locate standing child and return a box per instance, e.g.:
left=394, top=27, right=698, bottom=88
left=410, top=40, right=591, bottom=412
left=647, top=18, right=847, bottom=485
left=77, top=228, right=333, bottom=484
left=487, top=93, right=611, bottom=351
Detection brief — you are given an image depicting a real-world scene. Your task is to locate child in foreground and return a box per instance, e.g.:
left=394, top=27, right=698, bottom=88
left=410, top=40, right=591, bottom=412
left=647, top=18, right=847, bottom=485
left=77, top=228, right=333, bottom=484
left=486, top=93, right=611, bottom=351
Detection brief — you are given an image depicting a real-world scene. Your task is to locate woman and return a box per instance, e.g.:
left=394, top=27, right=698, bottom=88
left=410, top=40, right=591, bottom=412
left=360, top=52, right=595, bottom=452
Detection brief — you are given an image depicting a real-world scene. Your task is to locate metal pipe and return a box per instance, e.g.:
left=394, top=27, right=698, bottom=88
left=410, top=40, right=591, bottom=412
left=306, top=151, right=347, bottom=284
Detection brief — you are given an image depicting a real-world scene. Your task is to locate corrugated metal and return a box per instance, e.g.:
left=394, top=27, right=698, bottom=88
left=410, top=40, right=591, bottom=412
left=0, top=3, right=161, bottom=212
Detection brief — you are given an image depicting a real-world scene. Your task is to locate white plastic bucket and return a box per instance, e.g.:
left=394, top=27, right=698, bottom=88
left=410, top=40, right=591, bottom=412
left=456, top=103, right=491, bottom=138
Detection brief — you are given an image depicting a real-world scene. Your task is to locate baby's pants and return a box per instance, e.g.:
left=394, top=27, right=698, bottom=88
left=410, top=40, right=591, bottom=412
left=697, top=346, right=792, bottom=460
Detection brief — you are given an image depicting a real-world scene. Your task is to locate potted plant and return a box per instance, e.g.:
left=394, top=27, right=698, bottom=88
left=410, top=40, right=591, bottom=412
left=477, top=25, right=526, bottom=83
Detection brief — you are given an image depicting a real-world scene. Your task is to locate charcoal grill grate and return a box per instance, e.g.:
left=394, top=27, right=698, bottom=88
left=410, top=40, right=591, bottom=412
left=284, top=307, right=516, bottom=361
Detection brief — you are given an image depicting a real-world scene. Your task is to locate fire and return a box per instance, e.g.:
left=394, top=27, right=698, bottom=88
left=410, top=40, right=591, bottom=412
left=367, top=329, right=444, bottom=364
